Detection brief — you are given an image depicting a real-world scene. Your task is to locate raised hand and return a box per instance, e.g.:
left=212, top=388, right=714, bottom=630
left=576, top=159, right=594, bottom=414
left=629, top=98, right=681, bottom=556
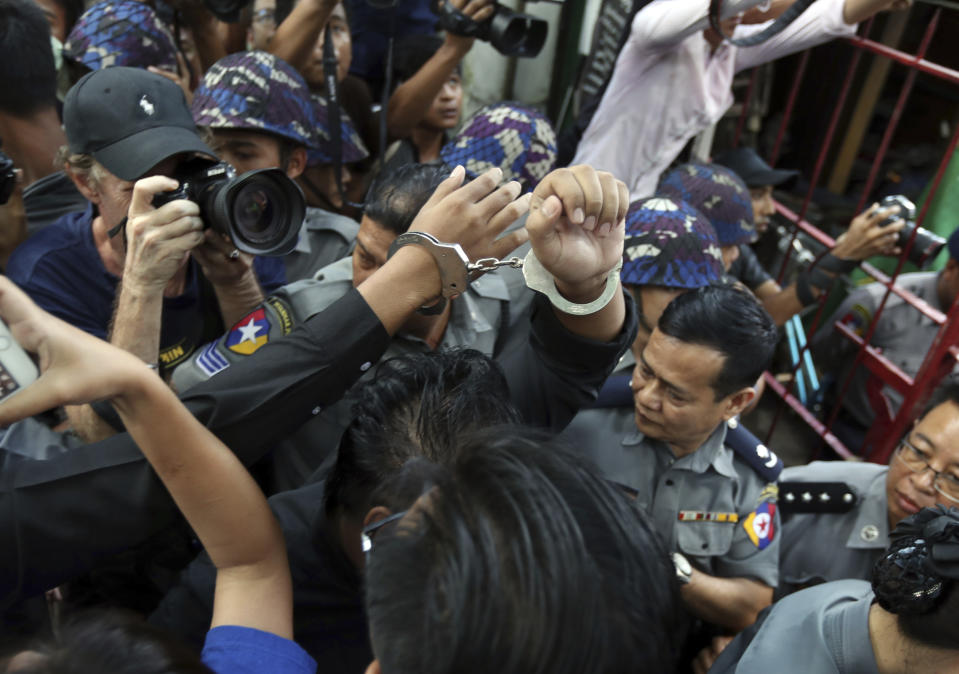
left=0, top=277, right=150, bottom=426
left=526, top=165, right=628, bottom=302
left=833, top=202, right=906, bottom=261
left=410, top=165, right=532, bottom=263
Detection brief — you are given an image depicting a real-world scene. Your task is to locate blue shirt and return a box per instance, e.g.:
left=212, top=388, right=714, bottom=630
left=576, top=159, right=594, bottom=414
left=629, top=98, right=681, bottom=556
left=7, top=204, right=286, bottom=370
left=202, top=625, right=317, bottom=674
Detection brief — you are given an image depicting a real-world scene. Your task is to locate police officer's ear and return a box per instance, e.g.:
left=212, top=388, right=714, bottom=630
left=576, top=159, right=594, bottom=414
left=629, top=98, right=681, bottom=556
left=283, top=147, right=308, bottom=180
left=364, top=660, right=382, bottom=674
left=720, top=386, right=757, bottom=421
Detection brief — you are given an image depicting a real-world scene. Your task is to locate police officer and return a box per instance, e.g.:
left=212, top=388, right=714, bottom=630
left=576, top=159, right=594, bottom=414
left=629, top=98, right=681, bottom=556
left=810, top=228, right=959, bottom=452
left=777, top=377, right=959, bottom=596
left=190, top=50, right=365, bottom=282
left=710, top=507, right=959, bottom=673
left=569, top=283, right=782, bottom=635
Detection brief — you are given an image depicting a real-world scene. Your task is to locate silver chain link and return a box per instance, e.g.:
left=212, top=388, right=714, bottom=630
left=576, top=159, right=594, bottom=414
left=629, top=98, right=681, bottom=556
left=467, top=256, right=525, bottom=273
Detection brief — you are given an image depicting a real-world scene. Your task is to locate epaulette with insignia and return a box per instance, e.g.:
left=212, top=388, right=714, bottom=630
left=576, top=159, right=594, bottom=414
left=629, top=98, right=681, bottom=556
left=725, top=418, right=783, bottom=482
left=779, top=481, right=858, bottom=514
left=590, top=373, right=633, bottom=409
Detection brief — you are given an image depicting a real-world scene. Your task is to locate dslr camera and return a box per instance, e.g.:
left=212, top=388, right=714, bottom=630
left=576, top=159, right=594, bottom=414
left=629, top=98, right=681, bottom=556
left=431, top=0, right=548, bottom=57
left=878, top=195, right=945, bottom=268
left=152, top=157, right=304, bottom=257
left=0, top=149, right=16, bottom=206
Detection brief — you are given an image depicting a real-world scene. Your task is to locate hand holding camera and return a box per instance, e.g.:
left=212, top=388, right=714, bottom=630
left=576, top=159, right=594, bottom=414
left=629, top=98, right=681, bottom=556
left=123, top=176, right=207, bottom=293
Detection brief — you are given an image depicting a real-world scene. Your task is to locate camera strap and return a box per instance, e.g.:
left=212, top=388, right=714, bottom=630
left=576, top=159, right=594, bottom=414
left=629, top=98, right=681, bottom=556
left=708, top=0, right=818, bottom=48
left=431, top=0, right=484, bottom=38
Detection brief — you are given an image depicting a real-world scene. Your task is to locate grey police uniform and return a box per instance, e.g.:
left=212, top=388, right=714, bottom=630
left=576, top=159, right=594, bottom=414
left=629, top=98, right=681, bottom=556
left=282, top=207, right=359, bottom=283
left=563, top=415, right=781, bottom=586
left=710, top=579, right=879, bottom=673
left=810, top=271, right=941, bottom=429
left=778, top=461, right=889, bottom=597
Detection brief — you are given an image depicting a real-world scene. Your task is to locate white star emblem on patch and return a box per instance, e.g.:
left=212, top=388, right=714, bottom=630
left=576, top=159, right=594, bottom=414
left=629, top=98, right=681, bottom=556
left=139, top=95, right=156, bottom=116
left=237, top=316, right=262, bottom=344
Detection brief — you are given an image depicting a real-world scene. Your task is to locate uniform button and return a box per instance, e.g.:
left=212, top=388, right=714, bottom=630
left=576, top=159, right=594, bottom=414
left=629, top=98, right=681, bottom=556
left=665, top=479, right=675, bottom=486
left=360, top=361, right=372, bottom=372
left=701, top=542, right=708, bottom=550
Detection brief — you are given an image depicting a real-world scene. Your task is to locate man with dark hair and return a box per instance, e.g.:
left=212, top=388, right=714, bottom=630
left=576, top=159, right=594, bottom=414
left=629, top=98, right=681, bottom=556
left=364, top=427, right=683, bottom=674
left=153, top=349, right=671, bottom=673
left=6, top=66, right=286, bottom=442
left=569, top=283, right=781, bottom=640
left=776, top=376, right=959, bottom=597
left=0, top=0, right=85, bottom=240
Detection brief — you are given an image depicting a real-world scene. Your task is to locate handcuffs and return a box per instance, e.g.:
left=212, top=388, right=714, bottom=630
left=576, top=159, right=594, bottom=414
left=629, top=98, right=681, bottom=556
left=386, top=231, right=622, bottom=316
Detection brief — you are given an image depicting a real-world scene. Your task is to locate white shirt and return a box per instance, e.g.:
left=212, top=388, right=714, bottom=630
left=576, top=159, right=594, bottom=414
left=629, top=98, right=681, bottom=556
left=572, top=0, right=856, bottom=201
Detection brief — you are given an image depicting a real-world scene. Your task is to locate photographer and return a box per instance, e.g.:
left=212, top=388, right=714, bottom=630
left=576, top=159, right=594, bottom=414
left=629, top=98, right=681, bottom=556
left=383, top=0, right=494, bottom=168
left=809, top=227, right=959, bottom=454
left=6, top=67, right=286, bottom=442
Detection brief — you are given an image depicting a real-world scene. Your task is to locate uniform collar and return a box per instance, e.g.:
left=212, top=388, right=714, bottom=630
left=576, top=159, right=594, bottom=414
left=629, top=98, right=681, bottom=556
left=623, top=423, right=737, bottom=479
left=846, top=467, right=890, bottom=550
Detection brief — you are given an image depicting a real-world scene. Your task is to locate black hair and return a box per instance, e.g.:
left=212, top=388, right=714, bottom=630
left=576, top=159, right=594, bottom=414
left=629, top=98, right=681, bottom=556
left=919, top=375, right=959, bottom=421
left=0, top=0, right=58, bottom=117
left=872, top=506, right=959, bottom=650
left=657, top=284, right=778, bottom=400
left=392, top=34, right=447, bottom=84
left=364, top=427, right=683, bottom=674
left=324, top=349, right=522, bottom=519
left=1, top=610, right=211, bottom=673
left=362, top=162, right=450, bottom=235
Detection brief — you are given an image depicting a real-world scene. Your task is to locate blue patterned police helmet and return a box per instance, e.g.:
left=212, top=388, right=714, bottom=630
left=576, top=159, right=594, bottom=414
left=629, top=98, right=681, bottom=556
left=440, top=102, right=557, bottom=192
left=621, top=197, right=725, bottom=289
left=657, top=163, right=756, bottom=246
left=307, top=94, right=370, bottom=166
left=63, top=0, right=177, bottom=72
left=192, top=51, right=319, bottom=150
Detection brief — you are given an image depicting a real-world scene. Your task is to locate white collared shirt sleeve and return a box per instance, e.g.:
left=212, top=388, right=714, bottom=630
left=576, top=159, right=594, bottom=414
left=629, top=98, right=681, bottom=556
left=733, top=0, right=857, bottom=72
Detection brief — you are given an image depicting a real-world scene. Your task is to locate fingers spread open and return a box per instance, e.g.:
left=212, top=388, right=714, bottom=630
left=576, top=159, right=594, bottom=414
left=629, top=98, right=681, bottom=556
left=421, top=165, right=467, bottom=212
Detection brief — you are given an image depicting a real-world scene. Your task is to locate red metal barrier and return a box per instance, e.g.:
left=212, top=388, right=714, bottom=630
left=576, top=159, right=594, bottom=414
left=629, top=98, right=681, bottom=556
left=733, top=8, right=959, bottom=465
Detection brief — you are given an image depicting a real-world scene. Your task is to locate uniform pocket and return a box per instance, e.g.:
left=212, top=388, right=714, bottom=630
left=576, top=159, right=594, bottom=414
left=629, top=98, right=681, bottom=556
left=676, top=520, right=736, bottom=557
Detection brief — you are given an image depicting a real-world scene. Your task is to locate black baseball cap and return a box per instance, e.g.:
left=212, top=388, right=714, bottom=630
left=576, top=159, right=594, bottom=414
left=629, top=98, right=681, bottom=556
left=64, top=66, right=215, bottom=181
left=713, top=147, right=798, bottom=189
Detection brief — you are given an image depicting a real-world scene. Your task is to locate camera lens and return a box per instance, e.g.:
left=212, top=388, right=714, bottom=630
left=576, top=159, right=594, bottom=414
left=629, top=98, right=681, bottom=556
left=232, top=182, right=277, bottom=241
left=210, top=168, right=304, bottom=256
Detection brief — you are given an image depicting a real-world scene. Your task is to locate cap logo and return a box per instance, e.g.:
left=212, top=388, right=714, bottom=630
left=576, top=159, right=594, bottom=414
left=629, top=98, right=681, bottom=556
left=139, top=95, right=156, bottom=116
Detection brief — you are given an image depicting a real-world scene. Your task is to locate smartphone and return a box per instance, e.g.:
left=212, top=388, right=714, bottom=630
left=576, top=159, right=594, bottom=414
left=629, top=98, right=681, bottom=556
left=0, top=317, right=37, bottom=401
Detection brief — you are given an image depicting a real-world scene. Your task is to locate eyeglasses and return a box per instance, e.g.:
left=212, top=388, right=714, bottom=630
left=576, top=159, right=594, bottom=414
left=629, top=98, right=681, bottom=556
left=252, top=8, right=275, bottom=23
left=895, top=438, right=959, bottom=505
left=360, top=510, right=407, bottom=563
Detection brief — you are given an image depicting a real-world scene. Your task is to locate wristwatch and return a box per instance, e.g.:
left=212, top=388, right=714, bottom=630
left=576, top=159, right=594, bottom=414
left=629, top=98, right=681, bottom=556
left=672, top=552, right=693, bottom=585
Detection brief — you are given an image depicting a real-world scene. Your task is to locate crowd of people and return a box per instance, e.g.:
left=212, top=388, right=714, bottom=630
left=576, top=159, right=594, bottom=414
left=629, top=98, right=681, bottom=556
left=0, top=0, right=957, bottom=671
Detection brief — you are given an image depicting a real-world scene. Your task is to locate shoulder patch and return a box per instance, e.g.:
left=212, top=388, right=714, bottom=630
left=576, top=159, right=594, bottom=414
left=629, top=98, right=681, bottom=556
left=725, top=419, right=783, bottom=482
left=742, top=501, right=777, bottom=549
left=226, top=307, right=270, bottom=355
left=779, top=481, right=858, bottom=514
left=840, top=303, right=872, bottom=336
